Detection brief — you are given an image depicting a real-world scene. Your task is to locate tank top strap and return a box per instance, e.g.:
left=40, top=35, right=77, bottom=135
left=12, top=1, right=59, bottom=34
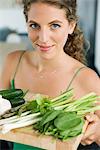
left=66, top=66, right=86, bottom=91
left=10, top=51, right=26, bottom=89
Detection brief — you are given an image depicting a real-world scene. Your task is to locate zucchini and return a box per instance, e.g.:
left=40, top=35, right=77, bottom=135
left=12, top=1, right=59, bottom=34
left=0, top=89, right=24, bottom=100
left=0, top=89, right=16, bottom=94
left=9, top=97, right=25, bottom=107
left=0, top=88, right=25, bottom=107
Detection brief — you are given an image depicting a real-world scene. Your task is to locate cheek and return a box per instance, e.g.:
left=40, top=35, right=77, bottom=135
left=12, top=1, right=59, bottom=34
left=28, top=29, right=37, bottom=42
left=56, top=31, right=68, bottom=46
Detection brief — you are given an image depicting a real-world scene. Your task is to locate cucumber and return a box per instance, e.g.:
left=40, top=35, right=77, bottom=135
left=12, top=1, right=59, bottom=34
left=0, top=89, right=24, bottom=100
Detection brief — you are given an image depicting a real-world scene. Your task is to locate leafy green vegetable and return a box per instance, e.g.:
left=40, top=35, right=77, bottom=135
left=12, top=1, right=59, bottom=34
left=26, top=101, right=39, bottom=113
left=54, top=112, right=82, bottom=131
left=40, top=110, right=61, bottom=126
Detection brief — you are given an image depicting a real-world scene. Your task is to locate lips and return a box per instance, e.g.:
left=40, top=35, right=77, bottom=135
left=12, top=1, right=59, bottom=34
left=37, top=44, right=54, bottom=51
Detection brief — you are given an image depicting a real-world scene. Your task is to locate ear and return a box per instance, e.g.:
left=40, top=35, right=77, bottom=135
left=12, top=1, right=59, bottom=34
left=68, top=21, right=76, bottom=34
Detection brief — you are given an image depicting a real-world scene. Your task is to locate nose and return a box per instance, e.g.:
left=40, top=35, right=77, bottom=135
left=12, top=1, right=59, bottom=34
left=38, top=28, right=49, bottom=43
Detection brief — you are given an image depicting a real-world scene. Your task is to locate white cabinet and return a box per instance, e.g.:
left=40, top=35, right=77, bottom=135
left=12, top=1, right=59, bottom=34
left=95, top=0, right=100, bottom=74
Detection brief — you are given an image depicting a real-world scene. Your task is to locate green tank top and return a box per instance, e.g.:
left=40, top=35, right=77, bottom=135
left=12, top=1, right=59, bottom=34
left=14, top=143, right=43, bottom=150
left=11, top=51, right=85, bottom=150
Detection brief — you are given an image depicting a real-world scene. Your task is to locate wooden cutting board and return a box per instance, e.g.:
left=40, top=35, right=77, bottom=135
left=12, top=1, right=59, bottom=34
left=0, top=121, right=88, bottom=150
left=0, top=91, right=88, bottom=150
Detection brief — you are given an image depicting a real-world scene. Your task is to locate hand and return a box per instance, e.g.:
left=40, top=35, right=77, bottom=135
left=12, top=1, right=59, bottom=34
left=81, top=113, right=100, bottom=146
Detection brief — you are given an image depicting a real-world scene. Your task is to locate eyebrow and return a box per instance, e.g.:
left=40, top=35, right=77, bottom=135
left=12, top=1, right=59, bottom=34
left=28, top=20, right=63, bottom=24
left=49, top=20, right=63, bottom=24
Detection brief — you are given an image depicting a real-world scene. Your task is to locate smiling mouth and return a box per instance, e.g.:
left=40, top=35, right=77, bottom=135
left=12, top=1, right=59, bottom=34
left=37, top=44, right=54, bottom=51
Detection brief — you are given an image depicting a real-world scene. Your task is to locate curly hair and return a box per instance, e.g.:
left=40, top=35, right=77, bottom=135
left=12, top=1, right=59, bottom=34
left=22, top=0, right=86, bottom=64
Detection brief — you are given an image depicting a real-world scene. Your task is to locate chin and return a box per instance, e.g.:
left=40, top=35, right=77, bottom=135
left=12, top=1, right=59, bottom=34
left=40, top=52, right=56, bottom=60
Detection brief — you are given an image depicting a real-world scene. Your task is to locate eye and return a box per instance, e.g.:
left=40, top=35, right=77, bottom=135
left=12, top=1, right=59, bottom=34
left=30, top=23, right=40, bottom=29
left=51, top=24, right=61, bottom=30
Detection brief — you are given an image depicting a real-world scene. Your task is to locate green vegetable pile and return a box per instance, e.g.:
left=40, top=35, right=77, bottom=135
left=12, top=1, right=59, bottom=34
left=0, top=89, right=100, bottom=141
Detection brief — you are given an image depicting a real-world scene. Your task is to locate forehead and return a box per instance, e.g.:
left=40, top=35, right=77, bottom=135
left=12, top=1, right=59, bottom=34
left=27, top=3, right=67, bottom=22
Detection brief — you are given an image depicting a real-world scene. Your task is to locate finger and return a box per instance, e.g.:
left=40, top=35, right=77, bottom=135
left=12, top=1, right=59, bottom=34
left=85, top=114, right=99, bottom=122
left=81, top=142, right=87, bottom=146
left=82, top=123, right=95, bottom=140
left=81, top=138, right=94, bottom=145
left=82, top=134, right=94, bottom=143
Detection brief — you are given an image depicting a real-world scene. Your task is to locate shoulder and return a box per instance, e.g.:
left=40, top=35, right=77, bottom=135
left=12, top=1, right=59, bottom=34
left=3, top=50, right=24, bottom=71
left=78, top=66, right=100, bottom=83
left=5, top=50, right=27, bottom=73
left=0, top=50, right=25, bottom=88
left=6, top=50, right=25, bottom=61
left=76, top=66, right=100, bottom=95
left=5, top=50, right=27, bottom=67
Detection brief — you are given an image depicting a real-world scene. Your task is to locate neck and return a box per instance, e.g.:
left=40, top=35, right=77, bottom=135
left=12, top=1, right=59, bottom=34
left=34, top=51, right=69, bottom=72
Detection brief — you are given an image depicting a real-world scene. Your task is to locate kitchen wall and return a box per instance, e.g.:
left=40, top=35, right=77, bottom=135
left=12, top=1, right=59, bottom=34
left=0, top=0, right=27, bottom=78
left=0, top=0, right=26, bottom=33
left=0, top=8, right=26, bottom=33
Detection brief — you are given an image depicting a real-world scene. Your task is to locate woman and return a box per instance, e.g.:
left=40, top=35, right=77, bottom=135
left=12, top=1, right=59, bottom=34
left=0, top=0, right=100, bottom=149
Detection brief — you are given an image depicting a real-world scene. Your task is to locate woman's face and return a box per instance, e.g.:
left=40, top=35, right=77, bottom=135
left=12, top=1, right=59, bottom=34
left=27, top=3, right=75, bottom=59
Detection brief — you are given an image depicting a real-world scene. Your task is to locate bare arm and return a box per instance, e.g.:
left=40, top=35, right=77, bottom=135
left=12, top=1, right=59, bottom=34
left=78, top=68, right=100, bottom=145
left=81, top=69, right=100, bottom=116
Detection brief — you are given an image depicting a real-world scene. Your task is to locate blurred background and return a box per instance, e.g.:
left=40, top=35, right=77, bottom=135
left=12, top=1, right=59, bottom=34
left=0, top=0, right=100, bottom=77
